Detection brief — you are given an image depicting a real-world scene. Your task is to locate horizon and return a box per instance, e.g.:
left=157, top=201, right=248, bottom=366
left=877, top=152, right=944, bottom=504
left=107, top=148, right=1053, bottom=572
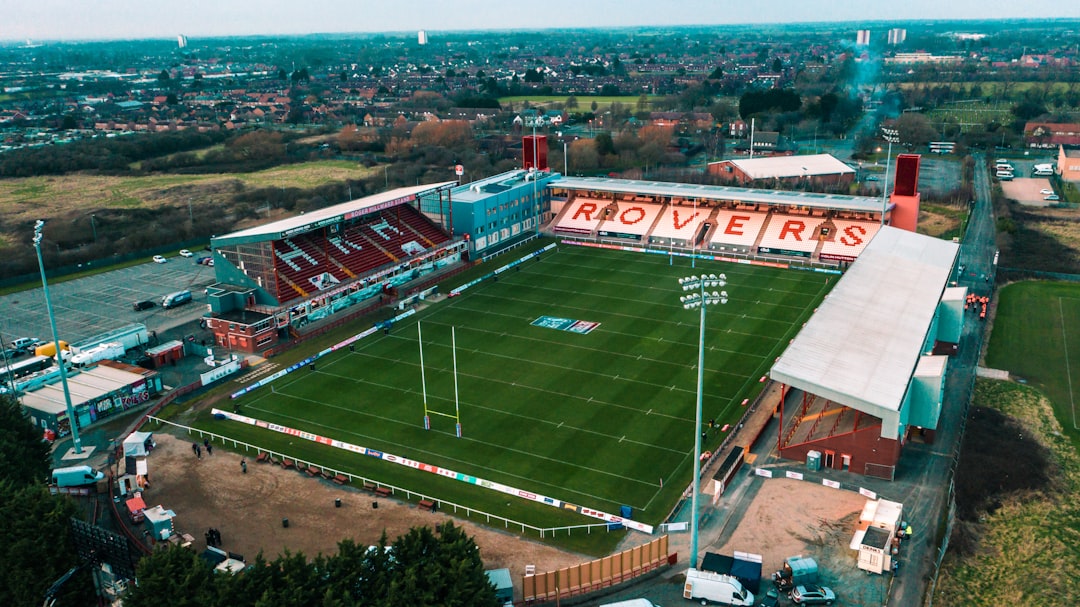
left=6, top=0, right=1080, bottom=45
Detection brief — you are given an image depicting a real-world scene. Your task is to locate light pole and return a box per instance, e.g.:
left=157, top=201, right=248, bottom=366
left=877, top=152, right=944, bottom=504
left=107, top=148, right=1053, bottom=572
left=33, top=220, right=84, bottom=456
left=678, top=273, right=728, bottom=569
left=90, top=215, right=97, bottom=242
left=880, top=127, right=899, bottom=226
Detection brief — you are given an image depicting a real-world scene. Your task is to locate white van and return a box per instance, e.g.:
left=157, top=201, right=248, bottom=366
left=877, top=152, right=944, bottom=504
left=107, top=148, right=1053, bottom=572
left=995, top=170, right=1014, bottom=181
left=52, top=465, right=105, bottom=488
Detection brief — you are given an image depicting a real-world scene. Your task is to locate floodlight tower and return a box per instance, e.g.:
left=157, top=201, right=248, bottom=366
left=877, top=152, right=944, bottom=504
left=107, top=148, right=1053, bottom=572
left=33, top=220, right=83, bottom=456
left=677, top=273, right=728, bottom=569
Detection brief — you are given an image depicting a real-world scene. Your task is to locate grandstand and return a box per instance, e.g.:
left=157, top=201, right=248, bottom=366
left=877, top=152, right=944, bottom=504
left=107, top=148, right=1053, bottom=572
left=769, top=227, right=963, bottom=479
left=205, top=183, right=464, bottom=352
left=548, top=176, right=887, bottom=265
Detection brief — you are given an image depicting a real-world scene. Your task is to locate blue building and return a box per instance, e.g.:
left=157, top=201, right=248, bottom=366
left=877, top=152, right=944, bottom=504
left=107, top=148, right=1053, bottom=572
left=444, top=169, right=559, bottom=257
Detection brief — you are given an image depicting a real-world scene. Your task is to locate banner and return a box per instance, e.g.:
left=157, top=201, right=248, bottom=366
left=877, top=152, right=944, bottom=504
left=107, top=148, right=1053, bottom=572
left=211, top=408, right=654, bottom=534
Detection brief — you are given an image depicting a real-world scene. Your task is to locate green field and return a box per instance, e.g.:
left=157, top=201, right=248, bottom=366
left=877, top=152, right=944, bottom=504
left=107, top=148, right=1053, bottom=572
left=199, top=245, right=830, bottom=540
left=986, top=281, right=1080, bottom=450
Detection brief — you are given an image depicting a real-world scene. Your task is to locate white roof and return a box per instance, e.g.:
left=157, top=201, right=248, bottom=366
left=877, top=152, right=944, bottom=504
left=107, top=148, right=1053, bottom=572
left=215, top=182, right=456, bottom=244
left=723, top=154, right=856, bottom=180
left=770, top=227, right=959, bottom=420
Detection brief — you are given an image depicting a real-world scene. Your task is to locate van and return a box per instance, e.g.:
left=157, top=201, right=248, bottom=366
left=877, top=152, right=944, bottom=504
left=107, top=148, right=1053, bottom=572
left=52, top=465, right=105, bottom=488
left=162, top=290, right=193, bottom=309
left=995, top=162, right=1012, bottom=170
left=995, top=170, right=1013, bottom=181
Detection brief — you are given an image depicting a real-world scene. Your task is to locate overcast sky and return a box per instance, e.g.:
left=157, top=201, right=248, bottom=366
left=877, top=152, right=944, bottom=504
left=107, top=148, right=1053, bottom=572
left=7, top=0, right=1079, bottom=42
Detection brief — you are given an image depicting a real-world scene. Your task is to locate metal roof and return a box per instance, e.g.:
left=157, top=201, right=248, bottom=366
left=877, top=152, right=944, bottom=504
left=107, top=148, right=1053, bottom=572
left=770, top=227, right=959, bottom=418
left=549, top=175, right=885, bottom=212
left=720, top=153, right=856, bottom=180
left=212, top=182, right=456, bottom=247
left=19, top=364, right=150, bottom=415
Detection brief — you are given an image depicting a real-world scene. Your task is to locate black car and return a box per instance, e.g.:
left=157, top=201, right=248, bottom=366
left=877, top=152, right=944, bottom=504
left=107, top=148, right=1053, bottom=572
left=133, top=300, right=156, bottom=311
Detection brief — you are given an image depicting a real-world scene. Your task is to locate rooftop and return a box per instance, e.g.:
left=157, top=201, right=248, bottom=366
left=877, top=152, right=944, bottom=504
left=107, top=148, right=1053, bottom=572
left=213, top=182, right=456, bottom=247
left=719, top=153, right=856, bottom=180
left=770, top=226, right=959, bottom=416
left=550, top=175, right=884, bottom=213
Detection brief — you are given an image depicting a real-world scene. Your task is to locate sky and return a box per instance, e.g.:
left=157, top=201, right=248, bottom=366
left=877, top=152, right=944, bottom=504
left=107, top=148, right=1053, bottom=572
left=7, top=0, right=1080, bottom=42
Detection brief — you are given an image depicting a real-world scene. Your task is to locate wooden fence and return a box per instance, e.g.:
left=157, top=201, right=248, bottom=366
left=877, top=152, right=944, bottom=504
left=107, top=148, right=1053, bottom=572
left=522, top=535, right=672, bottom=603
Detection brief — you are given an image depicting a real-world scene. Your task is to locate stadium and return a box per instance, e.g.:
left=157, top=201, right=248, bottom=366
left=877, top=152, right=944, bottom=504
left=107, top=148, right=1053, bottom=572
left=197, top=143, right=962, bottom=532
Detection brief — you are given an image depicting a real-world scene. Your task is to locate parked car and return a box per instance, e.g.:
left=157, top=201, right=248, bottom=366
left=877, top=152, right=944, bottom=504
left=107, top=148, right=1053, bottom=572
left=1040, top=189, right=1054, bottom=195
left=790, top=584, right=835, bottom=605
left=1044, top=194, right=1061, bottom=201
left=865, top=176, right=879, bottom=182
left=10, top=337, right=41, bottom=352
left=152, top=255, right=167, bottom=264
left=179, top=249, right=193, bottom=257
left=758, top=587, right=781, bottom=607
left=132, top=300, right=156, bottom=311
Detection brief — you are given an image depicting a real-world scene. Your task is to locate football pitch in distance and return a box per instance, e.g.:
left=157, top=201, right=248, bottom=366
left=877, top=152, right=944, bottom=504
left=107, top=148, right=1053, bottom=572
left=231, top=245, right=833, bottom=524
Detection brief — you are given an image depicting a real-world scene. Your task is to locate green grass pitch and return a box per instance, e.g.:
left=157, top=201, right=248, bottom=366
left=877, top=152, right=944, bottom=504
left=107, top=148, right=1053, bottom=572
left=213, top=244, right=832, bottom=532
left=986, top=281, right=1080, bottom=452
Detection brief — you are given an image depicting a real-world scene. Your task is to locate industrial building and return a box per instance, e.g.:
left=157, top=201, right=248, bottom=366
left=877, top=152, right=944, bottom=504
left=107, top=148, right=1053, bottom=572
left=706, top=153, right=856, bottom=188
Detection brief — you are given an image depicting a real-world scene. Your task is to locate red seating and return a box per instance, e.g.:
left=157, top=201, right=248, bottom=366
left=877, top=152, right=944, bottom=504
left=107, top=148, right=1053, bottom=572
left=272, top=205, right=452, bottom=303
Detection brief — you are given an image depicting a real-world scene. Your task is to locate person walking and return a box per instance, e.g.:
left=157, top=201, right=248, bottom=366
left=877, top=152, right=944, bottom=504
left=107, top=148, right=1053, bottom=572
left=196, top=445, right=202, bottom=459
left=192, top=442, right=199, bottom=456
left=240, top=458, right=247, bottom=474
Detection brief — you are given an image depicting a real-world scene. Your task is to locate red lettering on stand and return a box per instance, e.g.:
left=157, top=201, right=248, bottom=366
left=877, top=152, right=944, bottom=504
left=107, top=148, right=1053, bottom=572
left=779, top=220, right=806, bottom=241
left=840, top=225, right=867, bottom=246
left=672, top=210, right=700, bottom=229
left=618, top=206, right=646, bottom=225
left=572, top=203, right=597, bottom=221
left=723, top=215, right=751, bottom=235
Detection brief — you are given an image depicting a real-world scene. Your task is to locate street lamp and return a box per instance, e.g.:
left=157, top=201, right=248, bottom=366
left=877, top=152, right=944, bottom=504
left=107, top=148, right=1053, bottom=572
left=677, top=273, right=729, bottom=569
left=32, top=220, right=84, bottom=456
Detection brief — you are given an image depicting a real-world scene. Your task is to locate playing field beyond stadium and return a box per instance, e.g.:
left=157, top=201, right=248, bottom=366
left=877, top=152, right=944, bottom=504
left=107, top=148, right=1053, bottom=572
left=227, top=244, right=833, bottom=525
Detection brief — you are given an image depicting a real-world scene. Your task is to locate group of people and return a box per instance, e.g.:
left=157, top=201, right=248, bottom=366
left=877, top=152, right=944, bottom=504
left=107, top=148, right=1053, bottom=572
left=205, top=527, right=223, bottom=547
left=192, top=439, right=214, bottom=459
left=964, top=293, right=990, bottom=320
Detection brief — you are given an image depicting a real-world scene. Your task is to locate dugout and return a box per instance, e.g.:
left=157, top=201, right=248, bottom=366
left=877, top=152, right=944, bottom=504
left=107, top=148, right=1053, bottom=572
left=485, top=568, right=513, bottom=604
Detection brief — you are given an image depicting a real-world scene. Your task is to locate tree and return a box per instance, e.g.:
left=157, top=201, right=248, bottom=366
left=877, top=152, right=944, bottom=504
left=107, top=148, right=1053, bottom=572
left=772, top=57, right=783, bottom=73
left=0, top=394, right=93, bottom=607
left=594, top=132, right=615, bottom=157
left=123, top=545, right=218, bottom=607
left=0, top=394, right=50, bottom=486
left=895, top=113, right=939, bottom=150
left=564, top=95, right=578, bottom=111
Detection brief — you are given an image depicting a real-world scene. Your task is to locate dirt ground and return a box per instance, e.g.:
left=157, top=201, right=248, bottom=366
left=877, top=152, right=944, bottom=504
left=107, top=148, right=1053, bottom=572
left=715, top=479, right=895, bottom=606
left=136, top=434, right=586, bottom=598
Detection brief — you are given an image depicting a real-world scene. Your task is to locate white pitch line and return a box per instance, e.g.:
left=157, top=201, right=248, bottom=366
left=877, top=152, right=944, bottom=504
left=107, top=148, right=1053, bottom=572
left=1060, top=297, right=1078, bottom=430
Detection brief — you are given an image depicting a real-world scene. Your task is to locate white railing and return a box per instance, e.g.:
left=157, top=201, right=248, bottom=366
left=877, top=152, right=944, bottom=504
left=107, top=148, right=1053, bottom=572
left=146, top=417, right=620, bottom=539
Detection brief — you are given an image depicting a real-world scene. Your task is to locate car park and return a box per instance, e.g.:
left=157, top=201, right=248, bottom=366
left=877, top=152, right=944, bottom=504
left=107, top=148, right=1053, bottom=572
left=132, top=300, right=156, bottom=311
left=152, top=255, right=167, bottom=264
left=790, top=584, right=835, bottom=605
left=179, top=249, right=193, bottom=257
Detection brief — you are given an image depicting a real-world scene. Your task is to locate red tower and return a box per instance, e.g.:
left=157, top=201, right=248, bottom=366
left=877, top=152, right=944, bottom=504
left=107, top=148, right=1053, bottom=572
left=523, top=135, right=548, bottom=171
left=889, top=154, right=921, bottom=233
